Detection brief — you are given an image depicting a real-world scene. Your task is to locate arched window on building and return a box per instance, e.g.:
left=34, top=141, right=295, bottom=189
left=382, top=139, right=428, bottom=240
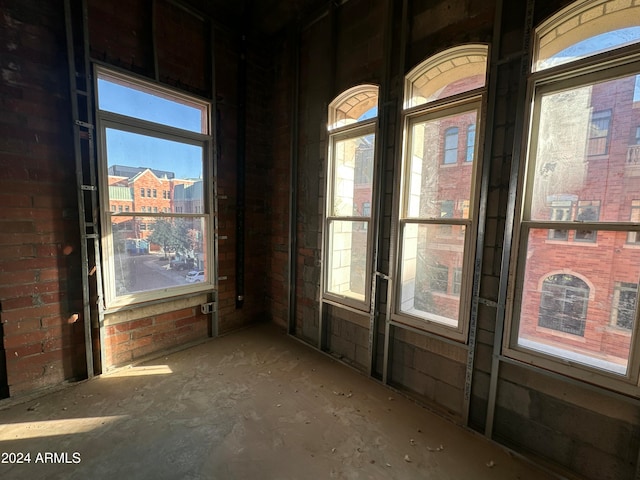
left=395, top=44, right=488, bottom=341
left=323, top=85, right=379, bottom=309
left=538, top=274, right=589, bottom=336
left=507, top=0, right=640, bottom=392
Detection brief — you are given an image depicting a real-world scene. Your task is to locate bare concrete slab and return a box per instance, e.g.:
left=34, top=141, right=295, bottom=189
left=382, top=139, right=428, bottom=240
left=0, top=323, right=558, bottom=479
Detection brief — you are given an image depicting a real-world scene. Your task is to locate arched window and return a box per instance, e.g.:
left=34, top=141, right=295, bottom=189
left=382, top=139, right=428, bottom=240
left=538, top=274, right=589, bottom=336
left=395, top=45, right=487, bottom=340
left=509, top=0, right=640, bottom=389
left=323, top=85, right=379, bottom=308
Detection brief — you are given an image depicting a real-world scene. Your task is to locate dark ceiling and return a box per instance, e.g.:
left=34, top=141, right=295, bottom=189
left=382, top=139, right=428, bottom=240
left=189, top=0, right=329, bottom=36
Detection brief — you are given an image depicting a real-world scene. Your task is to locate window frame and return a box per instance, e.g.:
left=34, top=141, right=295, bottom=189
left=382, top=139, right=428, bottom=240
left=443, top=127, right=459, bottom=164
left=504, top=47, right=640, bottom=394
left=587, top=109, right=612, bottom=156
left=393, top=94, right=484, bottom=342
left=323, top=119, right=377, bottom=310
left=611, top=281, right=638, bottom=331
left=95, top=66, right=214, bottom=309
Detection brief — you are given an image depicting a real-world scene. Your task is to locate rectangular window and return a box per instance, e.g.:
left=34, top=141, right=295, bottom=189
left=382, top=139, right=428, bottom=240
left=325, top=127, right=375, bottom=306
left=443, top=127, right=459, bottom=164
left=397, top=104, right=479, bottom=337
left=586, top=109, right=611, bottom=156
left=430, top=264, right=449, bottom=293
left=97, top=68, right=211, bottom=306
left=466, top=124, right=476, bottom=162
left=548, top=200, right=572, bottom=240
left=509, top=70, right=640, bottom=386
left=574, top=200, right=600, bottom=242
left=453, top=267, right=462, bottom=295
left=612, top=282, right=638, bottom=330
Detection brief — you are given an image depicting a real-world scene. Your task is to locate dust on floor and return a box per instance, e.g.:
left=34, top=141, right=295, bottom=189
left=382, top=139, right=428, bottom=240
left=0, top=323, right=557, bottom=479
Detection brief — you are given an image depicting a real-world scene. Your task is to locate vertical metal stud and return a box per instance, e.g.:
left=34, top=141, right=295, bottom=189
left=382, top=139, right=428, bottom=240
left=485, top=0, right=536, bottom=438
left=382, top=0, right=409, bottom=385
left=462, top=0, right=504, bottom=427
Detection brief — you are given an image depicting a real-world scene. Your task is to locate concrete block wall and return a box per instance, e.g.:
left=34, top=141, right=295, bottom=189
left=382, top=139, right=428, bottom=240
left=325, top=305, right=370, bottom=371
left=389, top=329, right=467, bottom=419
left=279, top=0, right=640, bottom=479
left=494, top=363, right=640, bottom=480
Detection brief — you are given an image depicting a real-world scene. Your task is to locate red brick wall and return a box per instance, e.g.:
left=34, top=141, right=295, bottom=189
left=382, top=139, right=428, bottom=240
left=103, top=306, right=208, bottom=366
left=519, top=76, right=640, bottom=362
left=0, top=0, right=86, bottom=395
left=0, top=0, right=273, bottom=396
left=265, top=33, right=293, bottom=328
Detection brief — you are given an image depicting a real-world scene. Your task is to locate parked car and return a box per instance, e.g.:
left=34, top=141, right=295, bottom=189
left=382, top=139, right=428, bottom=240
left=170, top=257, right=195, bottom=271
left=185, top=270, right=205, bottom=283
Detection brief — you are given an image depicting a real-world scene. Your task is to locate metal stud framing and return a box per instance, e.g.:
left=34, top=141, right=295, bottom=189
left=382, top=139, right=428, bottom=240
left=64, top=0, right=104, bottom=376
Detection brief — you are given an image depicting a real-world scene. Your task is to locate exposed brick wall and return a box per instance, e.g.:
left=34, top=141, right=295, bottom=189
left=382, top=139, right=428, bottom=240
left=104, top=305, right=208, bottom=367
left=0, top=0, right=273, bottom=396
left=88, top=0, right=154, bottom=78
left=155, top=0, right=208, bottom=95
left=0, top=0, right=86, bottom=395
left=265, top=32, right=294, bottom=329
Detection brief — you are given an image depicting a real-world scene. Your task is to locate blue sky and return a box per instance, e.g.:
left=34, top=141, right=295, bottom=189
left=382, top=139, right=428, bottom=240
left=541, top=27, right=640, bottom=74
left=98, top=78, right=205, bottom=179
left=105, top=128, right=202, bottom=180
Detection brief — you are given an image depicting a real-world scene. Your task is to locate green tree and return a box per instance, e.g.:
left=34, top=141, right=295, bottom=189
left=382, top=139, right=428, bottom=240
left=148, top=219, right=190, bottom=258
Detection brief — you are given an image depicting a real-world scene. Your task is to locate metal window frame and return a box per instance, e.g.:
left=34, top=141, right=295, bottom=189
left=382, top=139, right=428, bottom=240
left=322, top=119, right=378, bottom=312
left=503, top=53, right=640, bottom=395
left=95, top=66, right=215, bottom=310
left=392, top=96, right=484, bottom=342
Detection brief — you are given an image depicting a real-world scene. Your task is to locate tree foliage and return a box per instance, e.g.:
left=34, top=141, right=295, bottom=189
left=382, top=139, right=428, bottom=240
left=147, top=219, right=191, bottom=257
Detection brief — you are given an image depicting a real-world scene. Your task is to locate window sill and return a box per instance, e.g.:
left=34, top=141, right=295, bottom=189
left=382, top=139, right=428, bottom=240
left=604, top=325, right=633, bottom=336
left=534, top=325, right=587, bottom=343
left=103, top=290, right=213, bottom=327
left=544, top=239, right=599, bottom=247
left=104, top=284, right=214, bottom=316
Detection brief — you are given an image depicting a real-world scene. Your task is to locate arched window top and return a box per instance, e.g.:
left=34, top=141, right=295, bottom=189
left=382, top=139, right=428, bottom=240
left=328, top=84, right=379, bottom=131
left=534, top=0, right=640, bottom=72
left=404, top=44, right=488, bottom=109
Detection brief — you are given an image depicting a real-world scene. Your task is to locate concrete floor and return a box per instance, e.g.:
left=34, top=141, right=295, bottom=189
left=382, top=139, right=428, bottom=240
left=0, top=323, right=558, bottom=480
